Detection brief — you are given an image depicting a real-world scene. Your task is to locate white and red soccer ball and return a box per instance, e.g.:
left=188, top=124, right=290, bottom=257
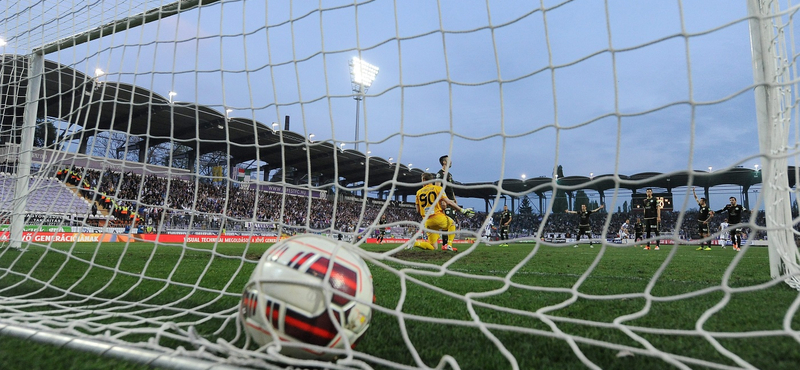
left=240, top=234, right=374, bottom=360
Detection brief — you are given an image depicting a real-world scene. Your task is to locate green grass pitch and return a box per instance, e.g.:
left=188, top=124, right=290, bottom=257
left=1, top=241, right=799, bottom=370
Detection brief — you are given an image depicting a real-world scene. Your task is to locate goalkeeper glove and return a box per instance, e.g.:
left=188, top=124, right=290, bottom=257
left=460, top=207, right=475, bottom=218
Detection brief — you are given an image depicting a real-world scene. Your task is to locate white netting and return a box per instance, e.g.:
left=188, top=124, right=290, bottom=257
left=1, top=0, right=175, bottom=54
left=1, top=0, right=800, bottom=369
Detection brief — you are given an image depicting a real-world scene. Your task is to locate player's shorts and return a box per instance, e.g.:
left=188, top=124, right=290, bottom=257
left=730, top=227, right=741, bottom=236
left=645, top=219, right=659, bottom=233
left=443, top=207, right=457, bottom=219
left=424, top=213, right=453, bottom=233
left=697, top=222, right=709, bottom=234
left=578, top=225, right=591, bottom=235
left=425, top=213, right=453, bottom=245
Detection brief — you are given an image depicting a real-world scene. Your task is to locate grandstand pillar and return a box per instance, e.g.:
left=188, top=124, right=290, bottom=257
left=259, top=164, right=270, bottom=181
left=598, top=190, right=605, bottom=209
left=138, top=142, right=145, bottom=163
left=79, top=135, right=90, bottom=154
left=9, top=53, right=44, bottom=250
left=536, top=192, right=544, bottom=215
left=188, top=155, right=196, bottom=174
left=743, top=185, right=751, bottom=210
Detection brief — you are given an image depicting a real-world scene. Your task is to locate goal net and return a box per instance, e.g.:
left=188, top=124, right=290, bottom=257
left=1, top=0, right=799, bottom=369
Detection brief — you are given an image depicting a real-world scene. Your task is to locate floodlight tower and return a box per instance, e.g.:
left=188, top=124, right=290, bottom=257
left=349, top=57, right=379, bottom=152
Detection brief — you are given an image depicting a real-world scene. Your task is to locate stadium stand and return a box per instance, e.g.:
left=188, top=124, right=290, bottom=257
left=4, top=165, right=771, bottom=242
left=0, top=172, right=92, bottom=215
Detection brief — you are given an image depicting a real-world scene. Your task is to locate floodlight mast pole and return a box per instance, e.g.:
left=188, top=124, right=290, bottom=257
left=354, top=93, right=362, bottom=152
left=349, top=57, right=378, bottom=152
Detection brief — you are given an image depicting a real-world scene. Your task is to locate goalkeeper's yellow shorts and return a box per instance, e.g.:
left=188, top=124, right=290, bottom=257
left=425, top=213, right=453, bottom=232
left=424, top=213, right=454, bottom=245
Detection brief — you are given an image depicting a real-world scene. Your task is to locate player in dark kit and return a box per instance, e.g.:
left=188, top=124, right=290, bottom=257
left=716, top=197, right=746, bottom=251
left=499, top=205, right=512, bottom=247
left=642, top=188, right=661, bottom=250
left=376, top=214, right=387, bottom=244
left=436, top=155, right=457, bottom=247
left=565, top=204, right=604, bottom=248
left=633, top=217, right=644, bottom=243
left=693, top=187, right=714, bottom=251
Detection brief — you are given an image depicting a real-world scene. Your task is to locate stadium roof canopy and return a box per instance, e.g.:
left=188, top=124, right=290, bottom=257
left=0, top=55, right=788, bottom=201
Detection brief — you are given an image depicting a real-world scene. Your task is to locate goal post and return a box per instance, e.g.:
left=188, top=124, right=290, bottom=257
left=747, top=0, right=800, bottom=288
left=8, top=53, right=43, bottom=250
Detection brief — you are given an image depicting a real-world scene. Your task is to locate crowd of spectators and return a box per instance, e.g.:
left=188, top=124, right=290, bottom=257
left=54, top=166, right=770, bottom=240
left=512, top=208, right=768, bottom=241
left=59, top=167, right=423, bottom=235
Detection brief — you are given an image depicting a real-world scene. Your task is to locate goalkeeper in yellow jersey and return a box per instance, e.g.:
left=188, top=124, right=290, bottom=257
left=413, top=172, right=475, bottom=251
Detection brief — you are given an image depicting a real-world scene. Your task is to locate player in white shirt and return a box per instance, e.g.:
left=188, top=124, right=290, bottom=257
left=619, top=219, right=630, bottom=243
left=483, top=220, right=494, bottom=243
left=719, top=219, right=730, bottom=249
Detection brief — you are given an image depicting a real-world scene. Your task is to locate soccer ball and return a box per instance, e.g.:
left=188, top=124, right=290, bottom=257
left=240, top=234, right=374, bottom=360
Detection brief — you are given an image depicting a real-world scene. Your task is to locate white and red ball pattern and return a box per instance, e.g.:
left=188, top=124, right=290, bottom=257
left=240, top=234, right=373, bottom=359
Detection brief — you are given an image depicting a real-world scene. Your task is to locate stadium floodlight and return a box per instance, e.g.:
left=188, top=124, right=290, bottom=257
left=271, top=122, right=279, bottom=131
left=349, top=56, right=379, bottom=151
left=168, top=91, right=177, bottom=103
left=521, top=174, right=526, bottom=179
left=755, top=164, right=760, bottom=171
left=92, top=68, right=106, bottom=88
left=708, top=166, right=713, bottom=172
left=0, top=38, right=6, bottom=46
left=308, top=133, right=315, bottom=142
